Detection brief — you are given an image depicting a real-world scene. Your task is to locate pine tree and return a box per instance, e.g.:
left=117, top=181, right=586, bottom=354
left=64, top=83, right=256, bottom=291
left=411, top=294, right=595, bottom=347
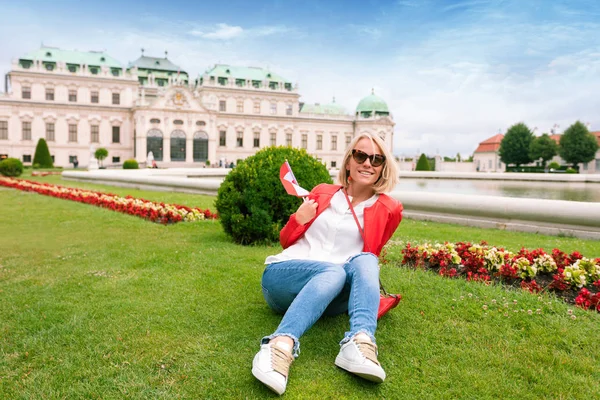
left=415, top=153, right=430, bottom=171
left=33, top=138, right=54, bottom=168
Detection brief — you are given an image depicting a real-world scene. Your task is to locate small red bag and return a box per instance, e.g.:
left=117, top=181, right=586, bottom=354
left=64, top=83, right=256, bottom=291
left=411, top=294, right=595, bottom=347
left=378, top=292, right=401, bottom=319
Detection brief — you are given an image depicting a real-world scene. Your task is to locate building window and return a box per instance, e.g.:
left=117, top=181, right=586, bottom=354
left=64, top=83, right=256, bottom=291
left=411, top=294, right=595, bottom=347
left=252, top=80, right=261, bottom=88
left=235, top=79, right=246, bottom=87
left=270, top=132, right=276, bottom=146
left=173, top=120, right=184, bottom=126
left=218, top=77, right=228, bottom=86
left=253, top=101, right=260, bottom=114
left=22, top=121, right=32, bottom=140
left=68, top=90, right=77, bottom=102
left=219, top=100, right=226, bottom=112
left=346, top=135, right=352, bottom=147
left=196, top=121, right=206, bottom=127
left=111, top=68, right=120, bottom=77
left=112, top=93, right=120, bottom=105
left=91, top=125, right=99, bottom=143
left=45, top=88, right=54, bottom=101
left=219, top=130, right=226, bottom=146
left=112, top=126, right=120, bottom=143
left=112, top=156, right=120, bottom=163
left=237, top=131, right=243, bottom=147
left=286, top=133, right=292, bottom=147
left=316, top=135, right=323, bottom=150
left=91, top=91, right=99, bottom=104
left=46, top=123, right=55, bottom=141
left=269, top=81, right=278, bottom=90
left=286, top=104, right=293, bottom=116
left=0, top=121, right=7, bottom=140
left=90, top=66, right=99, bottom=75
left=151, top=119, right=161, bottom=124
left=69, top=124, right=78, bottom=142
left=331, top=135, right=337, bottom=151
left=253, top=132, right=260, bottom=148
left=284, top=83, right=292, bottom=91
left=331, top=161, right=337, bottom=168
left=270, top=102, right=277, bottom=115
left=301, top=134, right=307, bottom=149
left=23, top=154, right=32, bottom=163
left=68, top=64, right=77, bottom=73
left=237, top=100, right=244, bottom=113
left=22, top=87, right=31, bottom=99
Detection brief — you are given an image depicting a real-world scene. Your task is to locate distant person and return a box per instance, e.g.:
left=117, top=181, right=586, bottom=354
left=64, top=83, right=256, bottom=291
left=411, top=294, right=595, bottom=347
left=229, top=162, right=235, bottom=168
left=72, top=157, right=79, bottom=169
left=252, top=132, right=402, bottom=395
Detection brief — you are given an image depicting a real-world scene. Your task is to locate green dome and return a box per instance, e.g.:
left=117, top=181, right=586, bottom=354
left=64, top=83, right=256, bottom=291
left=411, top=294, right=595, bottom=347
left=356, top=90, right=389, bottom=113
left=300, top=97, right=347, bottom=115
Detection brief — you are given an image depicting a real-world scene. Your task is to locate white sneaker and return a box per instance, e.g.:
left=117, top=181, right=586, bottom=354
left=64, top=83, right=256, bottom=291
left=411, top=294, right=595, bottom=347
left=252, top=342, right=294, bottom=395
left=335, top=334, right=386, bottom=382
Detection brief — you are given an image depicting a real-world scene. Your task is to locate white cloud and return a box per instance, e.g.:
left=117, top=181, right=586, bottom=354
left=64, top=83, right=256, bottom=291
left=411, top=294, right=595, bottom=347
left=201, top=23, right=244, bottom=40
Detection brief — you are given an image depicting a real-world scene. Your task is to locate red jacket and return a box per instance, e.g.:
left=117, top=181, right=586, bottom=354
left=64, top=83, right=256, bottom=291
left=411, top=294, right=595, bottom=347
left=280, top=184, right=403, bottom=257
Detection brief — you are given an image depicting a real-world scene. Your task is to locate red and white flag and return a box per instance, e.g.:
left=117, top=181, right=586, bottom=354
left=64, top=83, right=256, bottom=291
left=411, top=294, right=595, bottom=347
left=280, top=160, right=309, bottom=197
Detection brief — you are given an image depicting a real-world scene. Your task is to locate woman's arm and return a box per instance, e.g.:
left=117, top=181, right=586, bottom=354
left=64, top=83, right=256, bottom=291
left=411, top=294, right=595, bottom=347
left=279, top=199, right=318, bottom=248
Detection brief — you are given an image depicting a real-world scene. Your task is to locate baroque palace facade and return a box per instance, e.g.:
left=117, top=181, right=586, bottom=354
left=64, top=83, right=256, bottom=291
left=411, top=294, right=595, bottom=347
left=0, top=47, right=394, bottom=168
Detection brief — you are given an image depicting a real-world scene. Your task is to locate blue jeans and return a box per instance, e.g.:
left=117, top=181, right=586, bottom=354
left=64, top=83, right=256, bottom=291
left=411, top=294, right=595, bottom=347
left=260, top=253, right=380, bottom=356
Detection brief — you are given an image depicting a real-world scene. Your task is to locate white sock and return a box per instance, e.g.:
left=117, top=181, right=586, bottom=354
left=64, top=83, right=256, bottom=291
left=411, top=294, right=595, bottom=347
left=354, top=333, right=372, bottom=342
left=273, top=340, right=292, bottom=353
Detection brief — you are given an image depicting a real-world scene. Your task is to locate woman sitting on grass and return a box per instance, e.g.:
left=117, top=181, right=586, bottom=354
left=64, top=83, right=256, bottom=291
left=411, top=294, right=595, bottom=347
left=252, top=132, right=402, bottom=395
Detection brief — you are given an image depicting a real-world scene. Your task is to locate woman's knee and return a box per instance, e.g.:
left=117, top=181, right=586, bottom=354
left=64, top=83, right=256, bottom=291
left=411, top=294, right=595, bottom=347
left=345, top=253, right=379, bottom=279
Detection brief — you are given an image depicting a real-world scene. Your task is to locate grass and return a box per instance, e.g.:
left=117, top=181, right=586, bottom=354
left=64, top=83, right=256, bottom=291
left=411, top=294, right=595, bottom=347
left=1, top=172, right=599, bottom=399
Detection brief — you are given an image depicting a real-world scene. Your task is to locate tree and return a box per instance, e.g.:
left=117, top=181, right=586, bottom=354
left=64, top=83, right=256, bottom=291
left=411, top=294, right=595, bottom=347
left=456, top=153, right=462, bottom=162
left=32, top=138, right=54, bottom=168
left=499, top=122, right=535, bottom=167
left=559, top=121, right=599, bottom=168
left=95, top=148, right=108, bottom=168
left=415, top=153, right=430, bottom=171
left=529, top=133, right=558, bottom=168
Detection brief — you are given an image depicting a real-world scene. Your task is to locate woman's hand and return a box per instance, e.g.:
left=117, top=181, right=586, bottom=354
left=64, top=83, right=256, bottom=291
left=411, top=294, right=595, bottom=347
left=295, top=199, right=318, bottom=225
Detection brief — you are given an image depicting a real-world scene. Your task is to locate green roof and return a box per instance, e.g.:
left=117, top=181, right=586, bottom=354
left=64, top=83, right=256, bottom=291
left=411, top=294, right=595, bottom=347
left=356, top=90, right=389, bottom=113
left=204, top=64, right=291, bottom=83
left=128, top=55, right=185, bottom=74
left=20, top=46, right=123, bottom=68
left=300, top=98, right=347, bottom=115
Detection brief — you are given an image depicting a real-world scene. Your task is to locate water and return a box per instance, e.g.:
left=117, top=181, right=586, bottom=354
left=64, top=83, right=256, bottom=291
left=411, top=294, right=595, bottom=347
left=396, top=179, right=600, bottom=203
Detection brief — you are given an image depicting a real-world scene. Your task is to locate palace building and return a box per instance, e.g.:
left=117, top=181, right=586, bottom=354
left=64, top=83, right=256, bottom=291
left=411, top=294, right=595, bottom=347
left=0, top=47, right=395, bottom=168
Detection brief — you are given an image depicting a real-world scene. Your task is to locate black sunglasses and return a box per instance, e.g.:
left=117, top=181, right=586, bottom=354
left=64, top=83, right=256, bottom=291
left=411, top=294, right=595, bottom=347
left=351, top=149, right=386, bottom=167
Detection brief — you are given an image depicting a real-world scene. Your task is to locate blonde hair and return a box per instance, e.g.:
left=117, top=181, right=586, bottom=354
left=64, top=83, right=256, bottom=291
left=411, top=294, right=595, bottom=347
left=337, top=132, right=399, bottom=194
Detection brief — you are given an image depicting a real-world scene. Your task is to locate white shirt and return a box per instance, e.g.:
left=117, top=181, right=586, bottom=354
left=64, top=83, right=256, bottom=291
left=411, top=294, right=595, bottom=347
left=265, top=190, right=379, bottom=265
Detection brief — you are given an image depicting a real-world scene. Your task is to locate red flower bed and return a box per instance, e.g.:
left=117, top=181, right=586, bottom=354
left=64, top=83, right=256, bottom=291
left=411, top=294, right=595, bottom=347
left=0, top=177, right=217, bottom=224
left=400, top=241, right=600, bottom=313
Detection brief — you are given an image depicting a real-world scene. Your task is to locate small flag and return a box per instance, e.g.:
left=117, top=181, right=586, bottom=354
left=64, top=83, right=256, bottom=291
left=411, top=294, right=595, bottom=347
left=280, top=160, right=310, bottom=197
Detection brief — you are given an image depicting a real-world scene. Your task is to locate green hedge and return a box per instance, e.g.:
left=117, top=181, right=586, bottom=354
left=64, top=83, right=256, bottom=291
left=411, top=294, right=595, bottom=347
left=0, top=158, right=24, bottom=177
left=215, top=146, right=332, bottom=245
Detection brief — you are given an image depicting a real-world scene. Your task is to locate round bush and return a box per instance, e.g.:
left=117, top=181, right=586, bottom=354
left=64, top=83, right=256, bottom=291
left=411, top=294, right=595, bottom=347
left=216, top=146, right=332, bottom=245
left=123, top=159, right=139, bottom=169
left=548, top=161, right=560, bottom=170
left=565, top=167, right=577, bottom=174
left=0, top=158, right=24, bottom=177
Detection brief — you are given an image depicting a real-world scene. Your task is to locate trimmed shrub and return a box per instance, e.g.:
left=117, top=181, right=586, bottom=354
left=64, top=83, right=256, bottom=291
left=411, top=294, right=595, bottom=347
left=0, top=158, right=24, bottom=177
left=548, top=161, right=560, bottom=170
left=95, top=148, right=108, bottom=167
left=33, top=138, right=54, bottom=168
left=565, top=167, right=577, bottom=174
left=123, top=159, right=139, bottom=169
left=216, top=146, right=332, bottom=245
left=415, top=153, right=431, bottom=171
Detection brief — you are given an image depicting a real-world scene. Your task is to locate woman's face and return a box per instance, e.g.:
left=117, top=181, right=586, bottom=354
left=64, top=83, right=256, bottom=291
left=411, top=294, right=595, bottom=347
left=346, top=137, right=384, bottom=189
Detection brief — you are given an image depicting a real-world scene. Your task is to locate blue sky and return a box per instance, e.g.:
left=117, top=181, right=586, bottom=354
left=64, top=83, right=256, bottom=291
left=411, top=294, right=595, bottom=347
left=1, top=0, right=599, bottom=157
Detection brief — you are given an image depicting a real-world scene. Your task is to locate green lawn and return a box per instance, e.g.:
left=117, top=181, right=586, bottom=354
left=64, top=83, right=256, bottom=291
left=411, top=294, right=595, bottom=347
left=1, top=174, right=599, bottom=399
